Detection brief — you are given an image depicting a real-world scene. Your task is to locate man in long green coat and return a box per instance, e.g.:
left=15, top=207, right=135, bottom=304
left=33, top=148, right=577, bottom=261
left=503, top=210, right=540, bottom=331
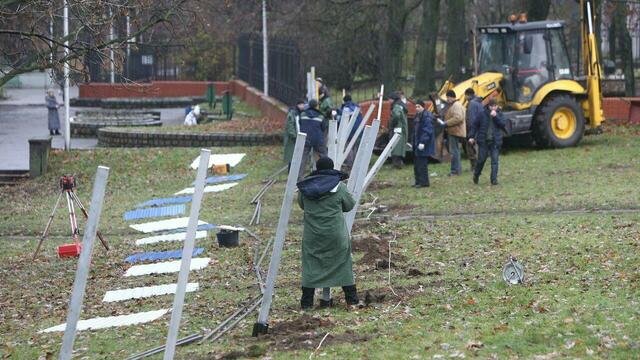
left=389, top=92, right=408, bottom=168
left=297, top=157, right=359, bottom=309
left=283, top=100, right=305, bottom=166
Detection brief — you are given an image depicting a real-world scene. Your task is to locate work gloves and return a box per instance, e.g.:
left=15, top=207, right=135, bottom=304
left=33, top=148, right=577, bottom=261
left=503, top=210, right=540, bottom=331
left=418, top=143, right=425, bottom=151
left=393, top=127, right=402, bottom=134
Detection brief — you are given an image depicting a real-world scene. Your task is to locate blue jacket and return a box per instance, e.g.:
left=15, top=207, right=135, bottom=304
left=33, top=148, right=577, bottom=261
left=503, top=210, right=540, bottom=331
left=466, top=96, right=484, bottom=135
left=338, top=101, right=363, bottom=141
left=412, top=111, right=436, bottom=158
left=469, top=106, right=508, bottom=145
left=299, top=108, right=327, bottom=146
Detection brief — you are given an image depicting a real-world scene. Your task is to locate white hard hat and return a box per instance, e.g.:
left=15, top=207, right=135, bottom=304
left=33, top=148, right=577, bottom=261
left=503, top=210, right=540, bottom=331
left=193, top=105, right=201, bottom=116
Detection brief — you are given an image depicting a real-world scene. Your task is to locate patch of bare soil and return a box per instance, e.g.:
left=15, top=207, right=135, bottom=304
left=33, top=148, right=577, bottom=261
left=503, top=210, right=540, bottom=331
left=386, top=203, right=417, bottom=212
left=250, top=315, right=369, bottom=352
left=352, top=234, right=405, bottom=270
left=367, top=181, right=394, bottom=191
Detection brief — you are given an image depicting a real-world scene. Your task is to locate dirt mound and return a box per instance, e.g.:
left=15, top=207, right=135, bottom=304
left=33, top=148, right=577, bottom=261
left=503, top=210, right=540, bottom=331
left=250, top=315, right=368, bottom=351
left=352, top=234, right=405, bottom=270
left=269, top=314, right=334, bottom=335
left=368, top=181, right=394, bottom=190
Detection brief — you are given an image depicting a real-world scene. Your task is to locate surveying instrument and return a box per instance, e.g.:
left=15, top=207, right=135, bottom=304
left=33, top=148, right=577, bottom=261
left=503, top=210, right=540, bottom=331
left=33, top=175, right=109, bottom=259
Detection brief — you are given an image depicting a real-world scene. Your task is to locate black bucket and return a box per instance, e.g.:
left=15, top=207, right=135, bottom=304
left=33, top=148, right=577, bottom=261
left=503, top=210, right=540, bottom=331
left=217, top=229, right=239, bottom=248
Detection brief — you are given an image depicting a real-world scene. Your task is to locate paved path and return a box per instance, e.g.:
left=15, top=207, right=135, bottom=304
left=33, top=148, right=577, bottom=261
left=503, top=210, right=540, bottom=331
left=0, top=87, right=185, bottom=170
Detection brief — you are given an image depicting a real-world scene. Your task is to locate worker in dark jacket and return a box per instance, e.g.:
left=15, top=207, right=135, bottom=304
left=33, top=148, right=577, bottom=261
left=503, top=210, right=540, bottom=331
left=338, top=95, right=363, bottom=170
left=389, top=92, right=408, bottom=169
left=464, top=88, right=483, bottom=172
left=468, top=99, right=507, bottom=185
left=412, top=100, right=436, bottom=187
left=298, top=99, right=328, bottom=181
left=297, top=157, right=358, bottom=309
left=284, top=99, right=305, bottom=166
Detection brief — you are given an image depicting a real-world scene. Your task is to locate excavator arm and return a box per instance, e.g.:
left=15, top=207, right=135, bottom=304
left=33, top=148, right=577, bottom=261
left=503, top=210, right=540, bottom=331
left=581, top=0, right=605, bottom=128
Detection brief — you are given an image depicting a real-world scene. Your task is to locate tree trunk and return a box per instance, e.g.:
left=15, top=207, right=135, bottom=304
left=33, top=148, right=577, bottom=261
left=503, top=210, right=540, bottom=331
left=413, top=0, right=441, bottom=96
left=445, top=0, right=465, bottom=83
left=615, top=3, right=635, bottom=96
left=608, top=24, right=617, bottom=63
left=380, top=0, right=407, bottom=94
left=526, top=0, right=551, bottom=21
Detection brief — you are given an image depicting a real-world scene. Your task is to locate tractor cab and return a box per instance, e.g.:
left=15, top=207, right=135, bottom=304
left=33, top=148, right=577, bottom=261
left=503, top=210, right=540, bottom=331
left=478, top=20, right=573, bottom=106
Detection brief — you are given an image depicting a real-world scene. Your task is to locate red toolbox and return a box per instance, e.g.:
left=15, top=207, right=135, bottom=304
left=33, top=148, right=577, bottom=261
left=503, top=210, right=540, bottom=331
left=58, top=243, right=82, bottom=258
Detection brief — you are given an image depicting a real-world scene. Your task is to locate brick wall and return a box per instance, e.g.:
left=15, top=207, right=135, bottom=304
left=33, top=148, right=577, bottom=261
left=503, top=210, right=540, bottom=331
left=229, top=79, right=288, bottom=122
left=79, top=81, right=229, bottom=99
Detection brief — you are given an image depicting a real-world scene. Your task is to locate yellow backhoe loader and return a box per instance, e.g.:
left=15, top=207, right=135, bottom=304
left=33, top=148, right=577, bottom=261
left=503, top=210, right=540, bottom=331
left=434, top=0, right=604, bottom=148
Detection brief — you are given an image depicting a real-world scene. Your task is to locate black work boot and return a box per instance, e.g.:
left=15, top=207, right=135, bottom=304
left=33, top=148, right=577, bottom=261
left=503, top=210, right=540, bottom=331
left=342, top=285, right=359, bottom=305
left=300, top=287, right=315, bottom=310
left=391, top=156, right=404, bottom=169
left=318, top=298, right=334, bottom=308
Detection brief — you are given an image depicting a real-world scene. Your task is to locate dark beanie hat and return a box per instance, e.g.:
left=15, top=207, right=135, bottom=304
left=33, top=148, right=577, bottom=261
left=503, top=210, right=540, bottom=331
left=416, top=99, right=425, bottom=107
left=343, top=94, right=352, bottom=102
left=296, top=98, right=305, bottom=105
left=464, top=88, right=475, bottom=96
left=316, top=157, right=334, bottom=171
left=446, top=90, right=457, bottom=98
left=308, top=99, right=318, bottom=108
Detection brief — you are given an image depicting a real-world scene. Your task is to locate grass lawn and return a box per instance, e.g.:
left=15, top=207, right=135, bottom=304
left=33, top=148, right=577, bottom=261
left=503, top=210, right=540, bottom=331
left=0, top=126, right=638, bottom=359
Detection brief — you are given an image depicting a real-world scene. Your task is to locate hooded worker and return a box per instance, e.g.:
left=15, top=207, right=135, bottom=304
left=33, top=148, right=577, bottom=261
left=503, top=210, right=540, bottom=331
left=284, top=99, right=305, bottom=166
left=389, top=92, right=408, bottom=168
left=296, top=157, right=359, bottom=309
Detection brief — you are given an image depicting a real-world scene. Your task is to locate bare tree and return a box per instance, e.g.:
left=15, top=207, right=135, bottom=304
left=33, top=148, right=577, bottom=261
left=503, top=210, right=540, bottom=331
left=445, top=0, right=466, bottom=82
left=0, top=0, right=190, bottom=87
left=413, top=0, right=440, bottom=96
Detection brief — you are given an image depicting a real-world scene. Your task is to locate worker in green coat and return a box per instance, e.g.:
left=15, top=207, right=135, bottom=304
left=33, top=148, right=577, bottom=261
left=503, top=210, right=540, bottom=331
left=297, top=157, right=359, bottom=309
left=389, top=92, right=408, bottom=168
left=319, top=87, right=334, bottom=120
left=283, top=99, right=305, bottom=166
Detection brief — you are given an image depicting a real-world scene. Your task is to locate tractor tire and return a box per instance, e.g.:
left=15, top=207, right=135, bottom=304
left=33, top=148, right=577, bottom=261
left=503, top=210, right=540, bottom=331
left=533, top=94, right=585, bottom=148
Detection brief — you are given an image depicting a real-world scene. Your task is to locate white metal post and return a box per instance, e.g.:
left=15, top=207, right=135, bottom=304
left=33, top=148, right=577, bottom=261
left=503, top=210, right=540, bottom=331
left=254, top=132, right=306, bottom=335
left=164, top=149, right=210, bottom=360
left=328, top=119, right=338, bottom=166
left=310, top=67, right=317, bottom=100
left=126, top=14, right=130, bottom=78
left=109, top=7, right=115, bottom=84
left=262, top=0, right=269, bottom=96
left=345, top=119, right=380, bottom=232
left=49, top=17, right=54, bottom=89
left=59, top=166, right=110, bottom=360
left=340, top=104, right=374, bottom=168
left=362, top=133, right=400, bottom=191
left=63, top=0, right=70, bottom=151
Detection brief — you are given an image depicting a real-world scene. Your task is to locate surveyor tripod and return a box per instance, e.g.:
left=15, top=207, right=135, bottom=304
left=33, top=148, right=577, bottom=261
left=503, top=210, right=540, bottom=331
left=33, top=175, right=109, bottom=260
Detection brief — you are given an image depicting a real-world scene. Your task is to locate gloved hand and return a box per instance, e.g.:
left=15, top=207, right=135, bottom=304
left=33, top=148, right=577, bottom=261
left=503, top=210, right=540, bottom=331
left=331, top=110, right=337, bottom=117
left=418, top=143, right=425, bottom=151
left=437, top=119, right=446, bottom=127
left=393, top=127, right=402, bottom=134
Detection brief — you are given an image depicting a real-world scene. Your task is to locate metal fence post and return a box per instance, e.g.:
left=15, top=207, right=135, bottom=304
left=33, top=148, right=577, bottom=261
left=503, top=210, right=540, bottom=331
left=59, top=166, right=110, bottom=360
left=164, top=149, right=211, bottom=360
left=253, top=132, right=306, bottom=336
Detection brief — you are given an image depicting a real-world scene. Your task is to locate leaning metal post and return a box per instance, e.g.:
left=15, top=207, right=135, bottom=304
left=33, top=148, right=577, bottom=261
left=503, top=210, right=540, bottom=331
left=362, top=133, right=401, bottom=191
left=252, top=132, right=307, bottom=336
left=164, top=149, right=211, bottom=360
left=339, top=104, right=374, bottom=168
left=345, top=119, right=381, bottom=233
left=59, top=166, right=109, bottom=360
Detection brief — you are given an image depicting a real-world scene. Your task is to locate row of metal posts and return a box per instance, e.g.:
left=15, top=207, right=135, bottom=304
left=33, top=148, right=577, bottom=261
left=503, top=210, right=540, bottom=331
left=57, top=86, right=401, bottom=358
